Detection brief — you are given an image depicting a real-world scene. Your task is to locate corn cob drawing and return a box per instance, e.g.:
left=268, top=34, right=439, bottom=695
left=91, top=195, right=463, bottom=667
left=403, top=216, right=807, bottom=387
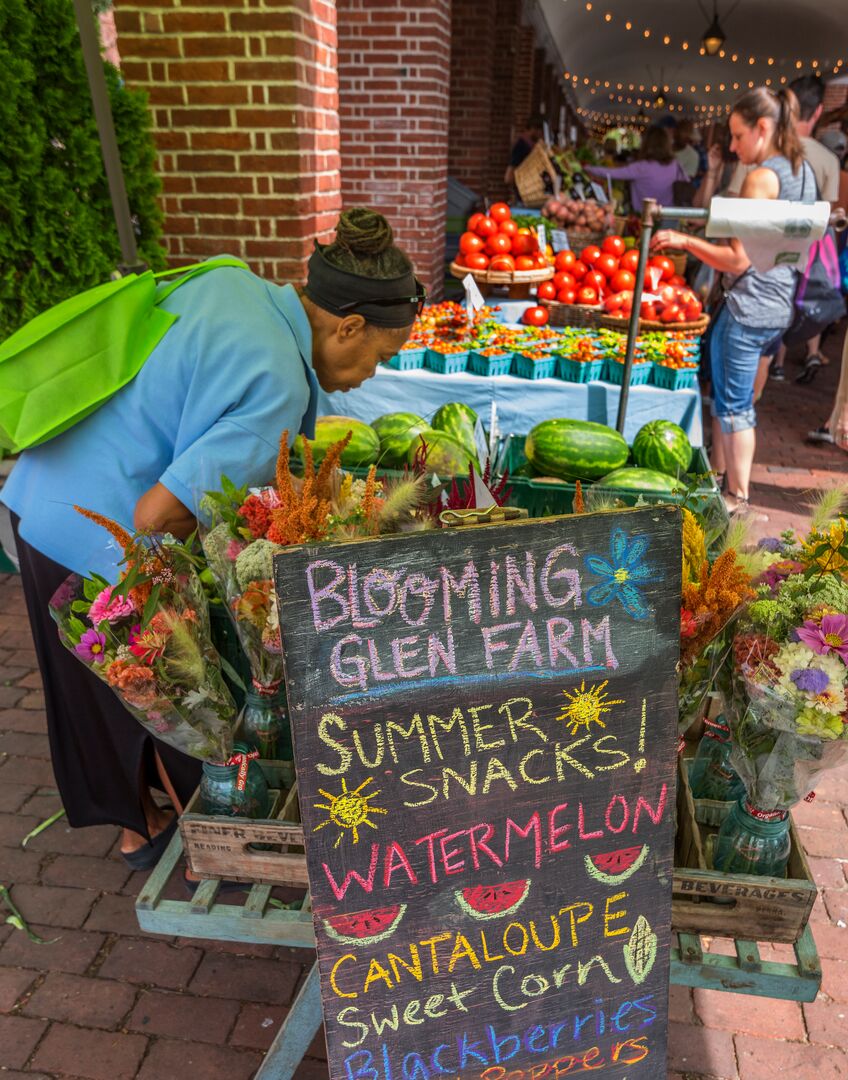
left=623, top=914, right=657, bottom=985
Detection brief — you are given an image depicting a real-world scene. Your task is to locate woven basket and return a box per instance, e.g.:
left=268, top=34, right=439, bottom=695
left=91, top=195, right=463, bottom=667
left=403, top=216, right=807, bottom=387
left=514, top=142, right=558, bottom=209
left=612, top=214, right=629, bottom=236
left=600, top=313, right=710, bottom=336
left=449, top=261, right=554, bottom=287
left=545, top=301, right=603, bottom=329
left=569, top=230, right=610, bottom=259
left=666, top=250, right=688, bottom=277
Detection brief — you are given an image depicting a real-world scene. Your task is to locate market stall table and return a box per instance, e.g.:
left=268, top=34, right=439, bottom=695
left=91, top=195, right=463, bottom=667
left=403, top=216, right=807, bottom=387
left=319, top=364, right=704, bottom=445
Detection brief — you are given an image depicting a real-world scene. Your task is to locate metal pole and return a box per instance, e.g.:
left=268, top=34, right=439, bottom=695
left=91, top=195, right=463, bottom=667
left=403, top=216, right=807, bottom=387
left=615, top=198, right=658, bottom=435
left=72, top=0, right=141, bottom=271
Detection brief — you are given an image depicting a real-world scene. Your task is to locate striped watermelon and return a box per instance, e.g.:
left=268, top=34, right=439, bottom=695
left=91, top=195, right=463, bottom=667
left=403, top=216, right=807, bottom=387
left=431, top=402, right=479, bottom=462
left=372, top=412, right=429, bottom=468
left=295, top=416, right=379, bottom=467
left=596, top=466, right=683, bottom=496
left=525, top=419, right=629, bottom=481
left=632, top=420, right=692, bottom=477
left=407, top=428, right=475, bottom=476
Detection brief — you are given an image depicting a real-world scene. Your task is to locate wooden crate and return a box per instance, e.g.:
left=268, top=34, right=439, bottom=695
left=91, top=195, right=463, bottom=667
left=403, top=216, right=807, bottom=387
left=672, top=755, right=817, bottom=944
left=179, top=765, right=309, bottom=888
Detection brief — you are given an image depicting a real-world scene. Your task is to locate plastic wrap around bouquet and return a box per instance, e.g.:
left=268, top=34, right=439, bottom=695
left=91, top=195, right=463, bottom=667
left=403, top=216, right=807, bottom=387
left=716, top=506, right=848, bottom=876
left=200, top=429, right=433, bottom=759
left=50, top=508, right=236, bottom=763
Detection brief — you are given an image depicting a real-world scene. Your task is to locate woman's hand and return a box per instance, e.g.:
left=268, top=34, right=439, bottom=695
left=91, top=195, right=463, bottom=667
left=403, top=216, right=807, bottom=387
left=651, top=229, right=688, bottom=253
left=706, top=144, right=723, bottom=174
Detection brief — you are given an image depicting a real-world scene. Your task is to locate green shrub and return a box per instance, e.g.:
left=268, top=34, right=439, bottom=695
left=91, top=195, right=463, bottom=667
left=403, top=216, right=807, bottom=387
left=0, top=0, right=166, bottom=339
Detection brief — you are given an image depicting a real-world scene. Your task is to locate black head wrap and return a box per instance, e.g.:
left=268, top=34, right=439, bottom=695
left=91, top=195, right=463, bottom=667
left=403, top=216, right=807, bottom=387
left=304, top=242, right=421, bottom=329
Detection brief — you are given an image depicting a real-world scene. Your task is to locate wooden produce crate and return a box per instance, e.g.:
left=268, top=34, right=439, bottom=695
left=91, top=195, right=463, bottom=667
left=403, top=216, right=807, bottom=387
left=672, top=754, right=817, bottom=944
left=179, top=768, right=309, bottom=888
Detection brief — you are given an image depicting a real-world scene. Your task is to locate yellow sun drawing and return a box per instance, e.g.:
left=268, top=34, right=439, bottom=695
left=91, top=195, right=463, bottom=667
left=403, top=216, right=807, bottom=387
left=313, top=777, right=389, bottom=848
left=557, top=680, right=625, bottom=736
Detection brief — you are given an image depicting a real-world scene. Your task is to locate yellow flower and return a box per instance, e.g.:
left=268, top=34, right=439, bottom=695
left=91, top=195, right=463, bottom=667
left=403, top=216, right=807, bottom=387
left=803, top=517, right=848, bottom=573
left=681, top=509, right=707, bottom=586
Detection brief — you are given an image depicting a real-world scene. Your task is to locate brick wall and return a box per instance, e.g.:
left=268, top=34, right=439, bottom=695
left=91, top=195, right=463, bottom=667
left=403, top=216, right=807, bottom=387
left=447, top=0, right=496, bottom=198
left=114, top=0, right=342, bottom=283
left=336, top=0, right=451, bottom=297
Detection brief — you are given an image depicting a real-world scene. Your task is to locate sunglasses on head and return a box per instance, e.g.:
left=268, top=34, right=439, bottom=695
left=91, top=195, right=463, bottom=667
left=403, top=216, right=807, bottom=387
left=337, top=279, right=427, bottom=319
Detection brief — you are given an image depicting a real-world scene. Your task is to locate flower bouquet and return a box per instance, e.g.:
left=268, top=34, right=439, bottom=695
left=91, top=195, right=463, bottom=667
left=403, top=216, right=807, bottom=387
left=716, top=498, right=848, bottom=875
left=201, top=430, right=432, bottom=758
left=50, top=509, right=237, bottom=764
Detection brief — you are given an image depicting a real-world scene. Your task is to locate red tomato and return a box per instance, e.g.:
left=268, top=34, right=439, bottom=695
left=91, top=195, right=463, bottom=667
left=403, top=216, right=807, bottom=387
left=553, top=271, right=576, bottom=291
left=533, top=253, right=549, bottom=268
left=499, top=220, right=518, bottom=239
left=459, top=231, right=485, bottom=256
left=571, top=260, right=589, bottom=280
left=489, top=202, right=511, bottom=224
left=610, top=269, right=635, bottom=293
left=640, top=301, right=658, bottom=320
left=584, top=270, right=606, bottom=294
left=577, top=286, right=598, bottom=305
left=489, top=253, right=516, bottom=272
left=685, top=299, right=703, bottom=319
left=454, top=253, right=466, bottom=267
left=669, top=274, right=687, bottom=287
left=522, top=305, right=549, bottom=327
left=650, top=255, right=675, bottom=281
left=467, top=212, right=485, bottom=233
left=602, top=235, right=626, bottom=258
left=660, top=304, right=681, bottom=323
left=486, top=232, right=513, bottom=256
left=555, top=250, right=577, bottom=272
left=620, top=249, right=640, bottom=274
left=512, top=228, right=537, bottom=255
left=604, top=293, right=624, bottom=313
left=475, top=216, right=498, bottom=239
left=514, top=255, right=536, bottom=271
left=465, top=252, right=490, bottom=271
left=659, top=285, right=679, bottom=306
left=557, top=288, right=578, bottom=304
left=537, top=280, right=557, bottom=301
left=581, top=245, right=602, bottom=266
left=595, top=253, right=619, bottom=279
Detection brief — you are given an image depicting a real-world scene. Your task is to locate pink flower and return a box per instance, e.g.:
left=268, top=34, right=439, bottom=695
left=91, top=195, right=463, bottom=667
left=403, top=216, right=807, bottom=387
left=796, top=614, right=848, bottom=663
left=76, top=629, right=107, bottom=664
left=257, top=487, right=281, bottom=509
left=88, top=587, right=135, bottom=626
left=226, top=539, right=247, bottom=561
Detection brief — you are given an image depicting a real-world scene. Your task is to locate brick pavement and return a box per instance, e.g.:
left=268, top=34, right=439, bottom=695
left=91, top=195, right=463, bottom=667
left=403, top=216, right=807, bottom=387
left=0, top=332, right=846, bottom=1079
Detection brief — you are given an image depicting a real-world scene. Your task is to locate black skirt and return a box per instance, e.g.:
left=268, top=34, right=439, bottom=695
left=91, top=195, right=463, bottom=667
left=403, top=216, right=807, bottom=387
left=11, top=515, right=201, bottom=837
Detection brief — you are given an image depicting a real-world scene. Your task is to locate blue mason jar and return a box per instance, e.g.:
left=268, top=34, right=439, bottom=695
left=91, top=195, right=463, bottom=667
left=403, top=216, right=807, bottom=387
left=199, top=740, right=271, bottom=819
left=712, top=798, right=792, bottom=877
left=689, top=717, right=746, bottom=802
left=241, top=685, right=292, bottom=761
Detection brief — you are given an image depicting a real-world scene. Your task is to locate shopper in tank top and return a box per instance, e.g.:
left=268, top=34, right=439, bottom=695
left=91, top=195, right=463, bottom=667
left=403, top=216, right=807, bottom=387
left=651, top=88, right=813, bottom=514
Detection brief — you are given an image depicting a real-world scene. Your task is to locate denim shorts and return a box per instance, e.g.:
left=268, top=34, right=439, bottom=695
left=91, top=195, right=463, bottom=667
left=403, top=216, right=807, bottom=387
left=709, top=306, right=782, bottom=433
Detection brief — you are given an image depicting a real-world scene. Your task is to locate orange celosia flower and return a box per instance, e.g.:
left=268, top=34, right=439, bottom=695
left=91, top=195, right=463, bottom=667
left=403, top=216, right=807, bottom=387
left=680, top=549, right=753, bottom=668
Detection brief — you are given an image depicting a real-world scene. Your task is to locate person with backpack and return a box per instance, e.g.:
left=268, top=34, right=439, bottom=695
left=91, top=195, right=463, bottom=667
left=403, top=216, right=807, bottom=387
left=651, top=87, right=815, bottom=516
left=1, top=208, right=422, bottom=871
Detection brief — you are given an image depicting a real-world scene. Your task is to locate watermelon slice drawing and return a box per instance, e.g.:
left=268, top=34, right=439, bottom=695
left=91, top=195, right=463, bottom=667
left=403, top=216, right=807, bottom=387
left=584, top=844, right=649, bottom=886
left=455, top=879, right=530, bottom=920
left=323, top=904, right=407, bottom=947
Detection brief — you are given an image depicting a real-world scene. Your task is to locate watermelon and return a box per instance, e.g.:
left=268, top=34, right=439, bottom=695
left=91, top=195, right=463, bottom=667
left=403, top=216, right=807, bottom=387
left=372, top=412, right=429, bottom=468
left=632, top=420, right=693, bottom=477
left=431, top=402, right=479, bottom=462
left=596, top=466, right=683, bottom=497
left=323, top=903, right=406, bottom=946
left=525, top=419, right=629, bottom=482
left=407, top=428, right=475, bottom=476
left=296, top=416, right=380, bottom=468
left=584, top=844, right=649, bottom=886
left=455, top=879, right=530, bottom=920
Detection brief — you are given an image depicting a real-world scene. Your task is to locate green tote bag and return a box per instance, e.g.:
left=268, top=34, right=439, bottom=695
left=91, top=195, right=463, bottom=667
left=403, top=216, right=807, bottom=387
left=0, top=256, right=248, bottom=454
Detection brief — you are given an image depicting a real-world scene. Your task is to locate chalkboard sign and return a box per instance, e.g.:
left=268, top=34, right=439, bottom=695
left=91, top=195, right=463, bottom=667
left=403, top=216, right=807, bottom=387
left=275, top=506, right=681, bottom=1080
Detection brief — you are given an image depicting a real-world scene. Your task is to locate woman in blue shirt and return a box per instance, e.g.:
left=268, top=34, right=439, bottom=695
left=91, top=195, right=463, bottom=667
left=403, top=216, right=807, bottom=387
left=3, top=209, right=422, bottom=869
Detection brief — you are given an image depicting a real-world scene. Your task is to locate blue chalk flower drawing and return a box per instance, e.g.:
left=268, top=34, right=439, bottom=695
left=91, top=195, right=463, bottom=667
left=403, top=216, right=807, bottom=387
left=584, top=528, right=659, bottom=620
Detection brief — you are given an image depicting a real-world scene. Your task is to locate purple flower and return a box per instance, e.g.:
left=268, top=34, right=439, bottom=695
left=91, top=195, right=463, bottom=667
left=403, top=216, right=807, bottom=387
left=796, top=614, right=848, bottom=663
left=758, top=559, right=805, bottom=592
left=75, top=628, right=108, bottom=664
left=757, top=537, right=783, bottom=553
left=790, top=668, right=830, bottom=695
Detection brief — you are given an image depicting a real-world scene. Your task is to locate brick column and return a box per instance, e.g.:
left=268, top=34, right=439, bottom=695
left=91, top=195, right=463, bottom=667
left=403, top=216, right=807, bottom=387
left=447, top=0, right=495, bottom=197
left=511, top=27, right=536, bottom=137
left=114, top=1, right=342, bottom=283
left=336, top=0, right=451, bottom=298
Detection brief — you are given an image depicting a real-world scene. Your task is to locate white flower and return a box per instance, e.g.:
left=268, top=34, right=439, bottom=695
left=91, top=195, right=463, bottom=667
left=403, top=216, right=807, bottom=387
left=773, top=641, right=847, bottom=716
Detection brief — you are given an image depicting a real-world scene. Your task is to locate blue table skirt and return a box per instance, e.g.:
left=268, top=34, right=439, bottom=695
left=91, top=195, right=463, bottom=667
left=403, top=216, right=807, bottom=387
left=319, top=366, right=703, bottom=445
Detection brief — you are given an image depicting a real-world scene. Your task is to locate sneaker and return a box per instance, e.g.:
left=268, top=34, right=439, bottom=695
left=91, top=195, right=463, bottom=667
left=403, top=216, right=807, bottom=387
left=796, top=356, right=822, bottom=384
left=769, top=366, right=786, bottom=382
left=806, top=425, right=834, bottom=445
